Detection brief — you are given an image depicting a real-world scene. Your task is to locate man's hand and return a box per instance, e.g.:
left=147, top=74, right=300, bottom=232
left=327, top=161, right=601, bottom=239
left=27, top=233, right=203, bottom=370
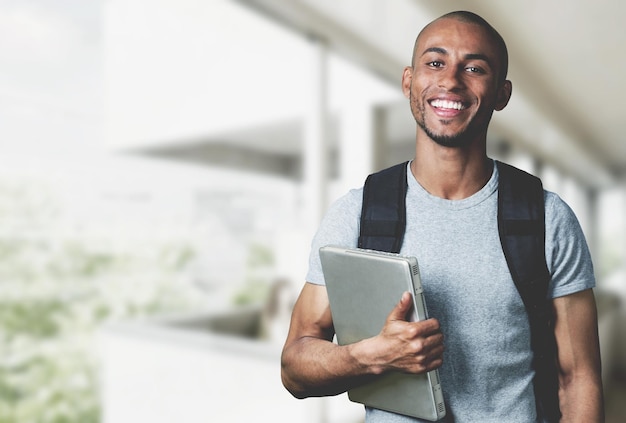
left=356, top=291, right=445, bottom=375
left=281, top=284, right=444, bottom=398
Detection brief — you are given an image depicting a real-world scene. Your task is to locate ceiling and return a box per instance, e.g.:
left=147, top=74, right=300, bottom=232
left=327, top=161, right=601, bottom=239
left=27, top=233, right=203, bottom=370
left=223, top=0, right=625, bottom=189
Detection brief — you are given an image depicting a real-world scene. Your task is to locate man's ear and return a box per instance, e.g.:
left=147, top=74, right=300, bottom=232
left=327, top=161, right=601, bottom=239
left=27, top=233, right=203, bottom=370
left=495, top=80, right=512, bottom=111
left=401, top=66, right=413, bottom=99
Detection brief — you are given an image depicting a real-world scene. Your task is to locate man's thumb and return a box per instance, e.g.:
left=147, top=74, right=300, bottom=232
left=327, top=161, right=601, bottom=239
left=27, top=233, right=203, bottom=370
left=387, top=291, right=413, bottom=322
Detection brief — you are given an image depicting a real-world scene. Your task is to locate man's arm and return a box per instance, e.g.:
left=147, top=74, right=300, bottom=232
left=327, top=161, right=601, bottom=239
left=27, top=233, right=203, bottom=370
left=281, top=282, right=444, bottom=399
left=553, top=289, right=604, bottom=422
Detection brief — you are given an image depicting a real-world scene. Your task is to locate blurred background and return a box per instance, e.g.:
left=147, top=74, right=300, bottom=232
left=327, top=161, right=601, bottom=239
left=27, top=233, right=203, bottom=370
left=0, top=0, right=624, bottom=422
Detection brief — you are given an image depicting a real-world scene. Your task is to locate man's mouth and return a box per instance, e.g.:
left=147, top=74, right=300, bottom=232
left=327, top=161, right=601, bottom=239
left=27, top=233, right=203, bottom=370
left=429, top=99, right=466, bottom=111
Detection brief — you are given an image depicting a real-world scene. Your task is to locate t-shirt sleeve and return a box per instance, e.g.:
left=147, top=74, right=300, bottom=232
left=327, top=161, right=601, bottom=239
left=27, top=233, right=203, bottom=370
left=305, top=188, right=363, bottom=285
left=544, top=191, right=596, bottom=298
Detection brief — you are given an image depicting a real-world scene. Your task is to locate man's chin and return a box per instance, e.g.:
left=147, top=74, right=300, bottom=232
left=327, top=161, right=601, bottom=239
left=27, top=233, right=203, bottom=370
left=431, top=137, right=470, bottom=148
left=416, top=117, right=479, bottom=148
left=425, top=129, right=472, bottom=148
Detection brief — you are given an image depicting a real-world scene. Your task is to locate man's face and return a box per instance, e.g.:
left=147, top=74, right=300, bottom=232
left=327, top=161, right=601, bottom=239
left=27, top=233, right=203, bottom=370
left=402, top=18, right=512, bottom=148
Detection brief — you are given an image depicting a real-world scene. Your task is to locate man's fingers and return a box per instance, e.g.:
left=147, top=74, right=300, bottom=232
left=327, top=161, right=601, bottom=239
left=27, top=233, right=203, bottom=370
left=419, top=318, right=443, bottom=337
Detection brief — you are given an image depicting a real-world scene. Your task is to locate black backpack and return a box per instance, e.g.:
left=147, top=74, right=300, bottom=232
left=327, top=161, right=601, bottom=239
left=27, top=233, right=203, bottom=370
left=358, top=160, right=561, bottom=422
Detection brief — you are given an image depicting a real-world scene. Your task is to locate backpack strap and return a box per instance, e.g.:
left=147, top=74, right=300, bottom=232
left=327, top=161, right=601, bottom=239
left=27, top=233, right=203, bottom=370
left=358, top=161, right=408, bottom=253
left=359, top=160, right=561, bottom=422
left=496, top=161, right=561, bottom=422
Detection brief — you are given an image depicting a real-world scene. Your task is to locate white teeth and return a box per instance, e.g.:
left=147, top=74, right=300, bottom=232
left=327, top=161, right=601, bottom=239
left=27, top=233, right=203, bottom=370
left=431, top=99, right=464, bottom=110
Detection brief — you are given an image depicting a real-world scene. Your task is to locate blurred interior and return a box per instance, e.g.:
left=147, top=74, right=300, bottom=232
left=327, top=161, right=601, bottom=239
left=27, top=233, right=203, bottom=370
left=1, top=1, right=625, bottom=422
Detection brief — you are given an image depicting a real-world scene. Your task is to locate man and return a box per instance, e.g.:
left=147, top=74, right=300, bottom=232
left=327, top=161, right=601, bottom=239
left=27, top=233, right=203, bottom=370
left=281, top=11, right=604, bottom=423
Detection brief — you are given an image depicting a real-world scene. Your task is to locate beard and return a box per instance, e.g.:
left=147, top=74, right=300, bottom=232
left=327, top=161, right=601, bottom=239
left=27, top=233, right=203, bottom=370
left=410, top=91, right=488, bottom=149
left=416, top=118, right=475, bottom=148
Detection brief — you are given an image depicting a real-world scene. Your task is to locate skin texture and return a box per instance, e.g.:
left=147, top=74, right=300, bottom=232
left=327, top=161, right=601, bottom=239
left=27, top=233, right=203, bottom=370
left=281, top=14, right=604, bottom=422
left=554, top=290, right=604, bottom=422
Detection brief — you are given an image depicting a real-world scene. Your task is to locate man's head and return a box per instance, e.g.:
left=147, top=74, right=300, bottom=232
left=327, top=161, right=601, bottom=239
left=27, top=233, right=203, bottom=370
left=402, top=11, right=512, bottom=148
left=412, top=11, right=509, bottom=84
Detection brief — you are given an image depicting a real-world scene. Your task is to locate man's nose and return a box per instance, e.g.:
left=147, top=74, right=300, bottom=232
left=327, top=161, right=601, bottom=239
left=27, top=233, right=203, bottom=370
left=437, top=66, right=464, bottom=90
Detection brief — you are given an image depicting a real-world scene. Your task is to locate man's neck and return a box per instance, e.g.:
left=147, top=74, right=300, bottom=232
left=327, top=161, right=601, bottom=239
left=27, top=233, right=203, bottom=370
left=410, top=140, right=492, bottom=200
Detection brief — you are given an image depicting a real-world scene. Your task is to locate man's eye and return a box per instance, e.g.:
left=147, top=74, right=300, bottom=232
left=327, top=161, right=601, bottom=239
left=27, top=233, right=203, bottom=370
left=428, top=61, right=443, bottom=68
left=466, top=66, right=484, bottom=73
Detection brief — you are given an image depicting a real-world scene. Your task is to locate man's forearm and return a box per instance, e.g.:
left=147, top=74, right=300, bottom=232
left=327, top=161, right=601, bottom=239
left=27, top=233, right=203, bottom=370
left=553, top=290, right=604, bottom=422
left=280, top=336, right=378, bottom=399
left=558, top=371, right=604, bottom=423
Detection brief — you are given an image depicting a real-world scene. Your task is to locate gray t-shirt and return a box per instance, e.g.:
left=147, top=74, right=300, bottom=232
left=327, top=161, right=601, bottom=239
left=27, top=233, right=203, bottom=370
left=305, top=161, right=595, bottom=423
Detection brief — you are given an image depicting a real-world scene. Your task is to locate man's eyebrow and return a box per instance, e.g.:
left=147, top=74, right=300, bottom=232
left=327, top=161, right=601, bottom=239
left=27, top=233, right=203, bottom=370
left=465, top=53, right=492, bottom=65
left=421, top=47, right=447, bottom=56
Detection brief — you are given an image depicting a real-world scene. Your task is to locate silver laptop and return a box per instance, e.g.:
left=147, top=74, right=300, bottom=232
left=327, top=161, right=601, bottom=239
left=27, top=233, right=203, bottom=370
left=319, top=245, right=446, bottom=421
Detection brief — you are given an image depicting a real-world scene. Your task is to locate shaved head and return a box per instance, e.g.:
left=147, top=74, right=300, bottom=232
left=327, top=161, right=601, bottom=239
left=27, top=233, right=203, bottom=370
left=412, top=11, right=509, bottom=84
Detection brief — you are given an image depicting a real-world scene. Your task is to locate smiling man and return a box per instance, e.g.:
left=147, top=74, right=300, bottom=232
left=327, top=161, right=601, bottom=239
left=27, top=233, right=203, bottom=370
left=406, top=16, right=510, bottom=152
left=281, top=11, right=603, bottom=423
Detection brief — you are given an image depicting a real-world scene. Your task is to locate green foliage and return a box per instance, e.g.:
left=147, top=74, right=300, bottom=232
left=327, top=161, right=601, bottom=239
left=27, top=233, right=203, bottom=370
left=232, top=278, right=271, bottom=306
left=0, top=178, right=202, bottom=422
left=246, top=242, right=274, bottom=268
left=0, top=299, right=68, bottom=338
left=232, top=243, right=274, bottom=306
left=0, top=341, right=99, bottom=423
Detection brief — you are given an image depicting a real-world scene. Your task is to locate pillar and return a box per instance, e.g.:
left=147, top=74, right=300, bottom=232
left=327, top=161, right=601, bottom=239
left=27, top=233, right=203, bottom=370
left=303, top=37, right=329, bottom=229
left=338, top=104, right=386, bottom=195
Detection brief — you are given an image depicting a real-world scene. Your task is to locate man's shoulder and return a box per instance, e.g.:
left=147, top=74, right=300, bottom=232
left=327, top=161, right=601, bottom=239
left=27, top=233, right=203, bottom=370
left=321, top=188, right=363, bottom=224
